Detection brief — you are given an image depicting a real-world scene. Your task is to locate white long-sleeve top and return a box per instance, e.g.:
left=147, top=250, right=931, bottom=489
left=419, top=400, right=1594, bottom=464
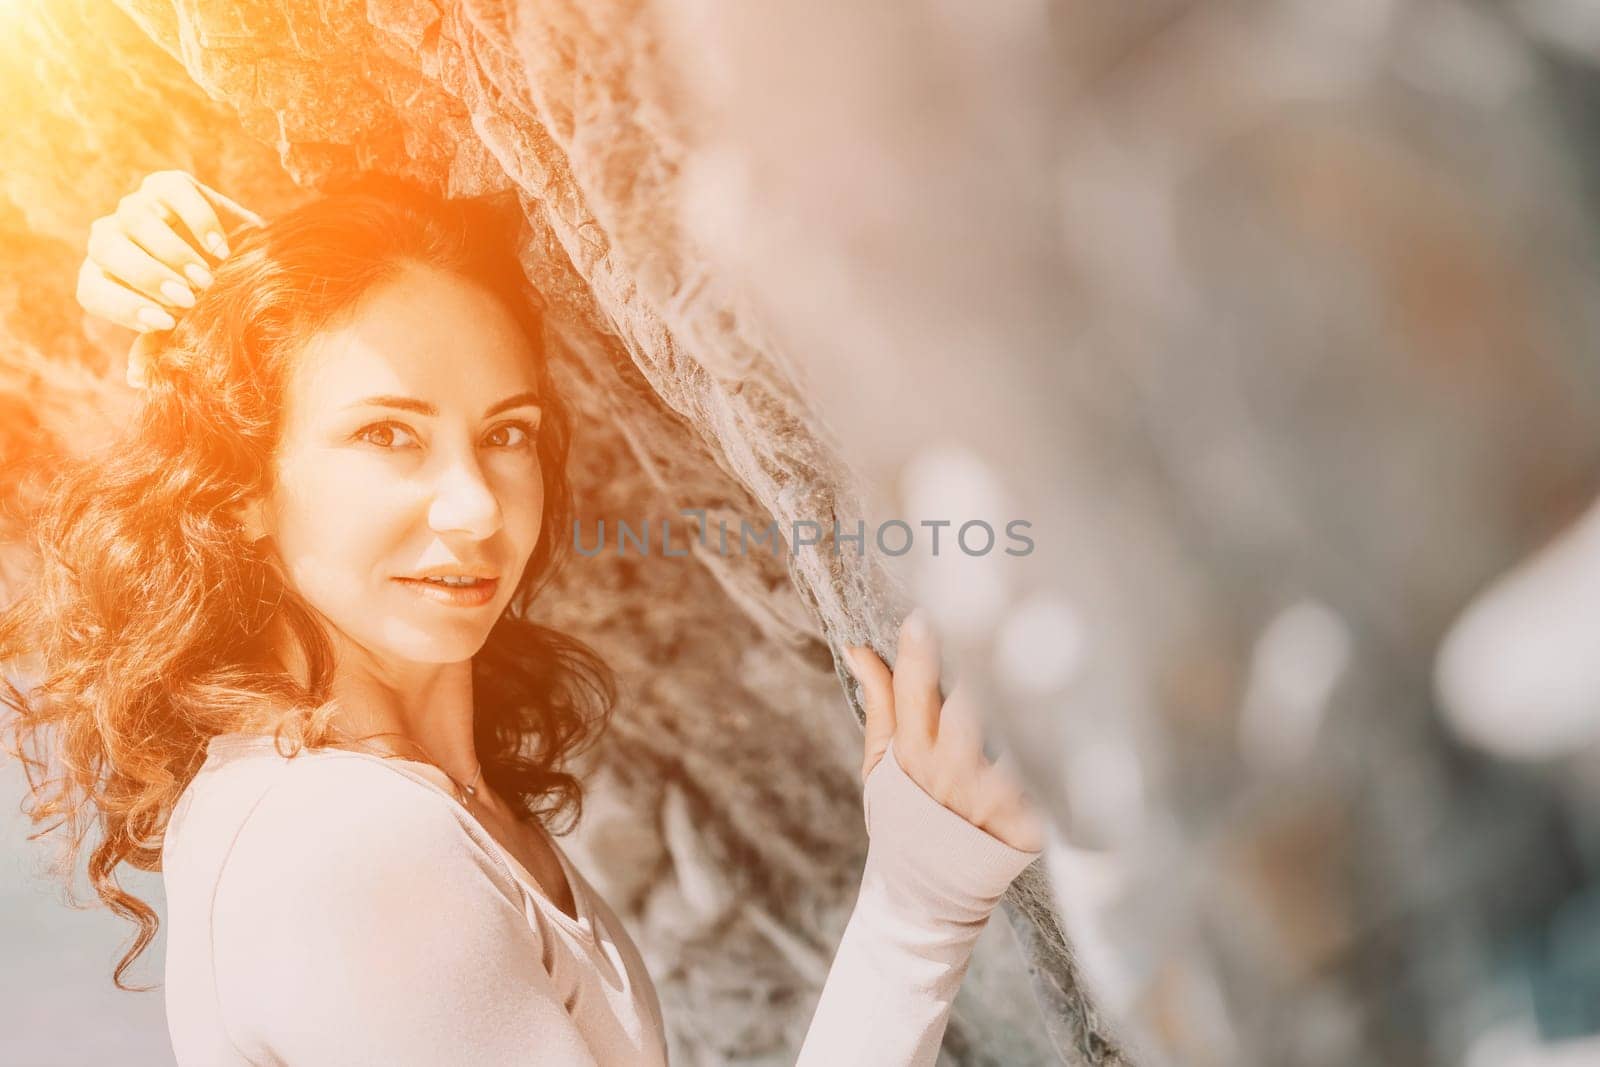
left=162, top=731, right=1040, bottom=1065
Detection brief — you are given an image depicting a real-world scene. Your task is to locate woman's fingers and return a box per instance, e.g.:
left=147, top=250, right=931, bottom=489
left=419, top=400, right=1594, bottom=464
left=116, top=197, right=215, bottom=290
left=75, top=170, right=259, bottom=347
left=76, top=259, right=176, bottom=333
left=86, top=221, right=197, bottom=312
left=973, top=766, right=1047, bottom=851
left=200, top=180, right=267, bottom=232
left=853, top=613, right=1046, bottom=852
left=934, top=679, right=988, bottom=772
left=928, top=680, right=1006, bottom=825
left=944, top=685, right=1045, bottom=851
left=892, top=610, right=944, bottom=745
left=844, top=644, right=896, bottom=785
left=139, top=170, right=230, bottom=258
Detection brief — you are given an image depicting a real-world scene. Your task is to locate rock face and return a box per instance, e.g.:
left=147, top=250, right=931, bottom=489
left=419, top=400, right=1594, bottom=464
left=0, top=1, right=1081, bottom=1063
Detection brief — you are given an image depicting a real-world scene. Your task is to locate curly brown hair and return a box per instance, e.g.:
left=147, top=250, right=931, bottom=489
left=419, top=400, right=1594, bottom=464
left=0, top=175, right=617, bottom=989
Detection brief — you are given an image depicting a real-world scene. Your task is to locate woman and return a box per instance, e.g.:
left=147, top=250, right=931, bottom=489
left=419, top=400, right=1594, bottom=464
left=1, top=169, right=1045, bottom=1065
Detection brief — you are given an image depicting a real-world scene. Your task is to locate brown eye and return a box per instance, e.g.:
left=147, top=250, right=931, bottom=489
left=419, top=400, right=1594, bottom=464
left=354, top=421, right=418, bottom=450
left=485, top=418, right=539, bottom=450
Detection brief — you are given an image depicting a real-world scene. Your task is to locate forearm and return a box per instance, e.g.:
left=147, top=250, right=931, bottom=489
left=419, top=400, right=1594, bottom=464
left=795, top=867, right=991, bottom=1065
left=796, top=739, right=1040, bottom=1066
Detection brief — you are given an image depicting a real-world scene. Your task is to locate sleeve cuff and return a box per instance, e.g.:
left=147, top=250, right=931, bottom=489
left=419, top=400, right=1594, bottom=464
left=862, top=737, right=1042, bottom=908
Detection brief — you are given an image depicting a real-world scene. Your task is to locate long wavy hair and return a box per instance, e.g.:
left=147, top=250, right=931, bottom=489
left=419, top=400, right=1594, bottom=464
left=0, top=174, right=617, bottom=989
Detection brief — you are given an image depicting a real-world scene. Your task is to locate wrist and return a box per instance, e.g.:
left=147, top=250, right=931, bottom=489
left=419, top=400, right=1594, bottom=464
left=862, top=738, right=1041, bottom=918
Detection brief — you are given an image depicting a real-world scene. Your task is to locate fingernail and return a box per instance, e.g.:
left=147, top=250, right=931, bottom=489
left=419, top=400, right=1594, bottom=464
left=184, top=263, right=214, bottom=288
left=206, top=232, right=229, bottom=257
left=137, top=307, right=177, bottom=331
left=159, top=280, right=195, bottom=308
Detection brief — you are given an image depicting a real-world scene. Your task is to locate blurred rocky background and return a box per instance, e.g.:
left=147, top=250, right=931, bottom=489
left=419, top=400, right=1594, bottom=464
left=6, top=1, right=1600, bottom=1066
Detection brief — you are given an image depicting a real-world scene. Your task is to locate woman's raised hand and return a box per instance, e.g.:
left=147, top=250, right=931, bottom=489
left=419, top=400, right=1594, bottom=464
left=845, top=611, right=1046, bottom=853
left=75, top=170, right=261, bottom=385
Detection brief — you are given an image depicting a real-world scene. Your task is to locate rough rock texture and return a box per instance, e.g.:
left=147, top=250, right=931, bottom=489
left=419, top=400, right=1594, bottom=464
left=0, top=1, right=1080, bottom=1063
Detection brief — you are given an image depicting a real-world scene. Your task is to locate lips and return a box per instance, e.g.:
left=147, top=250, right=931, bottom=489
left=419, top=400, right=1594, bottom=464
left=392, top=576, right=500, bottom=607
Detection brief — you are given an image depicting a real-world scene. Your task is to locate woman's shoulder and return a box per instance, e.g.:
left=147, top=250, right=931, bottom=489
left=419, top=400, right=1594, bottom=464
left=230, top=750, right=473, bottom=859
left=181, top=737, right=435, bottom=830
left=191, top=743, right=517, bottom=907
left=198, top=750, right=548, bottom=1058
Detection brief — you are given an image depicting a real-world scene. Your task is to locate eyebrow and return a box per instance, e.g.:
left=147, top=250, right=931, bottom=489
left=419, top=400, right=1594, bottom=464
left=343, top=391, right=543, bottom=419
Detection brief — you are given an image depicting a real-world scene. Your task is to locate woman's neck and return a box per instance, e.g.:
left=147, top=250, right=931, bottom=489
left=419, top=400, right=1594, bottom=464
left=326, top=661, right=479, bottom=785
left=266, top=618, right=482, bottom=787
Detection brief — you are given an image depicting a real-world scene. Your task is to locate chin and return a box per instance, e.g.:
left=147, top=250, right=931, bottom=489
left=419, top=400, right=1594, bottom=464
left=391, top=632, right=492, bottom=664
left=356, top=617, right=494, bottom=665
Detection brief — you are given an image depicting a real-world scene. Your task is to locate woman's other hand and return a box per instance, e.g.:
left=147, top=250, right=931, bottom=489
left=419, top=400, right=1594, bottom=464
left=74, top=170, right=260, bottom=385
left=845, top=611, right=1046, bottom=853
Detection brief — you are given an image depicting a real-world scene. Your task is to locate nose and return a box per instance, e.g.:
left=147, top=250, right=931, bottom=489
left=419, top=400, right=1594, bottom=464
left=427, top=454, right=504, bottom=541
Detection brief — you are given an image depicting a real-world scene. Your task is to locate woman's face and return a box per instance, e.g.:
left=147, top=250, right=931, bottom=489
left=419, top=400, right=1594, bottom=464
left=246, top=261, right=546, bottom=667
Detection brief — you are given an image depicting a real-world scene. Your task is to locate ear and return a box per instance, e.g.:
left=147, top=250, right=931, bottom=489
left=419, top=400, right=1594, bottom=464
left=232, top=496, right=270, bottom=543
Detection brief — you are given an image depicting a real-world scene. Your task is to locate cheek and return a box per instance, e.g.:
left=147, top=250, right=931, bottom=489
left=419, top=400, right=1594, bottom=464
left=268, top=457, right=398, bottom=592
left=506, top=463, right=546, bottom=554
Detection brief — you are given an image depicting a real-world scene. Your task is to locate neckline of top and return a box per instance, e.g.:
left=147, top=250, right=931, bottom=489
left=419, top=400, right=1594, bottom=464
left=203, top=731, right=598, bottom=940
